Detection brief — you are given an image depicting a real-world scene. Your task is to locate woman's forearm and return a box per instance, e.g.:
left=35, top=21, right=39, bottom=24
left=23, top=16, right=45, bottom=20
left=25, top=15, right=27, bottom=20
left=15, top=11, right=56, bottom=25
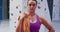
left=16, top=25, right=21, bottom=32
left=16, top=21, right=22, bottom=32
left=16, top=26, right=19, bottom=32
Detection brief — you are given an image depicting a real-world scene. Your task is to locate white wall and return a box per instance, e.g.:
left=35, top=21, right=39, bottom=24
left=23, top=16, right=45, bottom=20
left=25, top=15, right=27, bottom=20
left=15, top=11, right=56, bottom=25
left=10, top=0, right=51, bottom=32
left=9, top=0, right=22, bottom=32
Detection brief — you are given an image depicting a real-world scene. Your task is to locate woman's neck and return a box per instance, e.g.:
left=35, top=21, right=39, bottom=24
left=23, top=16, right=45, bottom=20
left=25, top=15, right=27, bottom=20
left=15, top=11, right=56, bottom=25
left=29, top=12, right=36, bottom=16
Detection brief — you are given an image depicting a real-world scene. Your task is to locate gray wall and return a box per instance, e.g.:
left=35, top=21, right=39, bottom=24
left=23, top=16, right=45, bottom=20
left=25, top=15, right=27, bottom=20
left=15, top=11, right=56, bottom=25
left=2, top=0, right=9, bottom=20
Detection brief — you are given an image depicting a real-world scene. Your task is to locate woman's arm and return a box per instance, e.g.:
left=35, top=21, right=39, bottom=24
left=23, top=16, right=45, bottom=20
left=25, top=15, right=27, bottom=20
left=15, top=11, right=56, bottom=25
left=16, top=13, right=25, bottom=32
left=16, top=16, right=22, bottom=32
left=39, top=17, right=55, bottom=32
left=16, top=13, right=29, bottom=32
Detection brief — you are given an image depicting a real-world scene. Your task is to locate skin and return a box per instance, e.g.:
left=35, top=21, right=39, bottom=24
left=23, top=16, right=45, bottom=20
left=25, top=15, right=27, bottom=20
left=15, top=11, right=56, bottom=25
left=16, top=0, right=55, bottom=32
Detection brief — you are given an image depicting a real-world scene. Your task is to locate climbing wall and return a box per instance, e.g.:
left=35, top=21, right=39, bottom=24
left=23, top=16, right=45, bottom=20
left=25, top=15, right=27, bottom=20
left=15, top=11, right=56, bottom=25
left=9, top=0, right=22, bottom=32
left=52, top=0, right=60, bottom=21
left=10, top=0, right=51, bottom=32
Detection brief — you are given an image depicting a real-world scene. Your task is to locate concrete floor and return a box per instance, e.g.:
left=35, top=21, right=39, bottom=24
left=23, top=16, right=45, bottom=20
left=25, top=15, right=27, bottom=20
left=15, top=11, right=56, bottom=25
left=0, top=20, right=9, bottom=32
left=52, top=20, right=60, bottom=32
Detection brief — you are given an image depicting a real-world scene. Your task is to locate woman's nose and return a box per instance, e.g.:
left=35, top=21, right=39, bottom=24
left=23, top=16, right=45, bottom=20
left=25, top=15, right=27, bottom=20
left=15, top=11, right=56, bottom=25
left=30, top=5, right=34, bottom=8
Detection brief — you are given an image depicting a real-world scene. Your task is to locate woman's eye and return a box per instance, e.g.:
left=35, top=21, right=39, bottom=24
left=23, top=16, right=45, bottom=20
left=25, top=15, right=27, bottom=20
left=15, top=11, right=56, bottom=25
left=29, top=4, right=31, bottom=6
left=29, top=4, right=35, bottom=6
left=33, top=4, right=35, bottom=6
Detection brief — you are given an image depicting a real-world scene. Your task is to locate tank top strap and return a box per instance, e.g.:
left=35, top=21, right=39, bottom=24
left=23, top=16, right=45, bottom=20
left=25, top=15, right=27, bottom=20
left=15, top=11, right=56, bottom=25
left=36, top=15, right=39, bottom=21
left=36, top=15, right=41, bottom=24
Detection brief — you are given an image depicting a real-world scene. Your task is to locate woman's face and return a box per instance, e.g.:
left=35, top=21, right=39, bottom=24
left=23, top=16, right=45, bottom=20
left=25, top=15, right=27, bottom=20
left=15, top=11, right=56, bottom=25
left=27, top=0, right=37, bottom=12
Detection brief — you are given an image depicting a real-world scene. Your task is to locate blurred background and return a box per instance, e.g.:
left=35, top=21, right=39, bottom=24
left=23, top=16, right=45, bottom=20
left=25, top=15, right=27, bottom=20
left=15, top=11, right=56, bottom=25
left=0, top=0, right=9, bottom=32
left=0, top=0, right=60, bottom=32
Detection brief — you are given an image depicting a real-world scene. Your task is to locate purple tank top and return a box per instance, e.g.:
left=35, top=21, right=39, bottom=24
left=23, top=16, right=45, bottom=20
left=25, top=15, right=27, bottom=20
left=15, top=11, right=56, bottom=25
left=30, top=15, right=41, bottom=32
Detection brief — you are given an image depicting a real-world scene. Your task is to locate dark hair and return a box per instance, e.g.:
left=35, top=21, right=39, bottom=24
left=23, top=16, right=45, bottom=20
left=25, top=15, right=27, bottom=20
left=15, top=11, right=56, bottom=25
left=27, top=0, right=37, bottom=4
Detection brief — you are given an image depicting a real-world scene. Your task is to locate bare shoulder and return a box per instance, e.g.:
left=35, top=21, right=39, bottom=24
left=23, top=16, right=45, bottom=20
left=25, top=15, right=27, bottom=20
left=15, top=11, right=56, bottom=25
left=39, top=16, right=47, bottom=24
left=18, top=13, right=25, bottom=21
left=18, top=12, right=29, bottom=21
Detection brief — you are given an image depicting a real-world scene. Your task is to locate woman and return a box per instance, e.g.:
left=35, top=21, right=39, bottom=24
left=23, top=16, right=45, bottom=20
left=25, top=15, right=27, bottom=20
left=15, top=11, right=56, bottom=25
left=16, top=0, right=55, bottom=32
